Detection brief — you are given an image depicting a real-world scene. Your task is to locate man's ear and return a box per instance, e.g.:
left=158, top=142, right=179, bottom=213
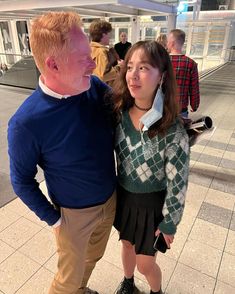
left=45, top=57, right=58, bottom=72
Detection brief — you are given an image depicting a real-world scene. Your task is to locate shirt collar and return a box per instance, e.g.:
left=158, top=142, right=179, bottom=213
left=39, top=77, right=71, bottom=99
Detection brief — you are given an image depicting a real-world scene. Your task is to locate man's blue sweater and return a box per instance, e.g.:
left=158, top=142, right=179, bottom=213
left=8, top=76, right=116, bottom=226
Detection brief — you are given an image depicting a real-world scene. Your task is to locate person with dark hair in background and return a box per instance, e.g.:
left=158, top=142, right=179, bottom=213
left=89, top=19, right=120, bottom=86
left=114, top=32, right=132, bottom=60
left=167, top=29, right=200, bottom=118
left=8, top=11, right=116, bottom=294
left=112, top=41, right=190, bottom=294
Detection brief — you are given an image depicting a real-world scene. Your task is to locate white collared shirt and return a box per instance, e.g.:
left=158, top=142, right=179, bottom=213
left=39, top=77, right=71, bottom=99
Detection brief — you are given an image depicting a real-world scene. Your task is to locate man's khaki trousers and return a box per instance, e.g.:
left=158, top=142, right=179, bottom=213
left=49, top=192, right=116, bottom=294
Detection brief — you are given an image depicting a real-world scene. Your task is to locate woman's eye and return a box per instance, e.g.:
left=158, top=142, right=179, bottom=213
left=140, top=66, right=148, bottom=71
left=127, top=66, right=132, bottom=71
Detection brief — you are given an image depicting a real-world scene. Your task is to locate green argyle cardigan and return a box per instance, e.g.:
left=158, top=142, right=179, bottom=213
left=115, top=111, right=190, bottom=234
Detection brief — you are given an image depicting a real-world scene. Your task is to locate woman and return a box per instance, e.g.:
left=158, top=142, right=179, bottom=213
left=112, top=41, right=190, bottom=294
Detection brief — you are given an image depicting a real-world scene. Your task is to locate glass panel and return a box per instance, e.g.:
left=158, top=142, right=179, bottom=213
left=160, top=27, right=167, bottom=34
left=118, top=28, right=128, bottom=35
left=208, top=26, right=225, bottom=57
left=190, top=26, right=205, bottom=56
left=145, top=27, right=155, bottom=41
left=0, top=21, right=14, bottom=64
left=0, top=54, right=39, bottom=89
left=177, top=25, right=189, bottom=54
left=16, top=21, right=31, bottom=56
left=110, top=28, right=115, bottom=45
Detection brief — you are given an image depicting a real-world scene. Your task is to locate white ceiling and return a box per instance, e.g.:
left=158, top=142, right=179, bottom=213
left=0, top=0, right=178, bottom=20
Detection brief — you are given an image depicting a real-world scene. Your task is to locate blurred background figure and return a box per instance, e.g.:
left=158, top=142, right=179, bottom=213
left=0, top=63, right=8, bottom=76
left=114, top=32, right=132, bottom=60
left=156, top=34, right=167, bottom=49
left=89, top=19, right=119, bottom=85
left=167, top=29, right=200, bottom=118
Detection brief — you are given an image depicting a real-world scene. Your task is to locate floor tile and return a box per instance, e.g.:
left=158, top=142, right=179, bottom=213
left=43, top=253, right=57, bottom=274
left=24, top=211, right=48, bottom=228
left=197, top=139, right=208, bottom=146
left=0, top=251, right=40, bottom=294
left=198, top=153, right=222, bottom=166
left=211, top=129, right=233, bottom=144
left=230, top=213, right=235, bottom=231
left=189, top=162, right=217, bottom=187
left=166, top=263, right=215, bottom=294
left=229, top=138, right=235, bottom=145
left=207, top=140, right=228, bottom=151
left=15, top=267, right=53, bottom=294
left=189, top=219, right=227, bottom=250
left=5, top=198, right=30, bottom=216
left=89, top=258, right=149, bottom=294
left=190, top=151, right=201, bottom=161
left=164, top=231, right=188, bottom=261
left=0, top=172, right=16, bottom=207
left=226, top=144, right=235, bottom=152
left=223, top=151, right=235, bottom=161
left=0, top=217, right=42, bottom=249
left=0, top=207, right=20, bottom=232
left=0, top=240, right=15, bottom=264
left=39, top=181, right=49, bottom=199
left=103, top=231, right=122, bottom=269
left=176, top=210, right=196, bottom=237
left=214, top=280, right=235, bottom=294
left=186, top=182, right=208, bottom=201
left=203, top=146, right=224, bottom=157
left=197, top=202, right=233, bottom=229
left=218, top=252, right=235, bottom=287
left=211, top=178, right=235, bottom=195
left=220, top=158, right=235, bottom=170
left=225, top=230, right=235, bottom=255
left=211, top=167, right=235, bottom=195
left=190, top=144, right=205, bottom=154
left=156, top=254, right=177, bottom=289
left=179, top=239, right=222, bottom=278
left=205, top=188, right=235, bottom=210
left=19, top=228, right=56, bottom=265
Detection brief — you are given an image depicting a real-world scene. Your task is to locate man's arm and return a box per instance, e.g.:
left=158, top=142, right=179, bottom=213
left=189, top=62, right=200, bottom=112
left=8, top=119, right=61, bottom=226
left=158, top=128, right=190, bottom=235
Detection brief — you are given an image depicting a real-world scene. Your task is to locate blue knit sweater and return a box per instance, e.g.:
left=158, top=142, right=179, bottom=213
left=8, top=76, right=116, bottom=225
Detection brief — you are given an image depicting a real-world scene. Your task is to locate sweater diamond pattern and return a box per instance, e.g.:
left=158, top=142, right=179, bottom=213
left=115, top=112, right=190, bottom=234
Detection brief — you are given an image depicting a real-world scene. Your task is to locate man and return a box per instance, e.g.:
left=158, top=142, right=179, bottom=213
left=114, top=32, right=132, bottom=60
left=8, top=12, right=116, bottom=294
left=167, top=29, right=200, bottom=117
left=89, top=19, right=119, bottom=85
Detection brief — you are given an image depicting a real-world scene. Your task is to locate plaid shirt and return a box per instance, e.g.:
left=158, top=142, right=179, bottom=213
left=170, top=54, right=200, bottom=112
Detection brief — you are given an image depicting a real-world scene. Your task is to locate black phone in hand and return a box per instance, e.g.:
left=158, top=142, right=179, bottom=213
left=153, top=233, right=168, bottom=253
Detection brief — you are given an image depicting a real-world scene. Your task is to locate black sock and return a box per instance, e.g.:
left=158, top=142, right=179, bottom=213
left=124, top=276, right=134, bottom=284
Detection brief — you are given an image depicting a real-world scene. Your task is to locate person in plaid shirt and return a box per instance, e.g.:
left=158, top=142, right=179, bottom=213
left=167, top=29, right=200, bottom=117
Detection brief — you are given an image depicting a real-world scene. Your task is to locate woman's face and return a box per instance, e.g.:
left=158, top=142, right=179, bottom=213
left=126, top=48, right=161, bottom=104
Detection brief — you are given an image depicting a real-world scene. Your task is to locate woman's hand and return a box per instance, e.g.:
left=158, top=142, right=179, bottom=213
left=155, top=229, right=174, bottom=249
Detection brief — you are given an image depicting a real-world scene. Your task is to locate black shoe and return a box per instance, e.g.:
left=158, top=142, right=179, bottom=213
left=116, top=278, right=135, bottom=294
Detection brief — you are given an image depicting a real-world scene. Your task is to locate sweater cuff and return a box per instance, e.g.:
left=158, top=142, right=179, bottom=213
left=158, top=220, right=177, bottom=235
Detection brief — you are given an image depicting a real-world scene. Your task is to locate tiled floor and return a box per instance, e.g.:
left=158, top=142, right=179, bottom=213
left=0, top=63, right=235, bottom=293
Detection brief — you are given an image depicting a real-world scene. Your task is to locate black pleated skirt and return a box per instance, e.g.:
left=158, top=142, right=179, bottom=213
left=114, top=185, right=166, bottom=256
